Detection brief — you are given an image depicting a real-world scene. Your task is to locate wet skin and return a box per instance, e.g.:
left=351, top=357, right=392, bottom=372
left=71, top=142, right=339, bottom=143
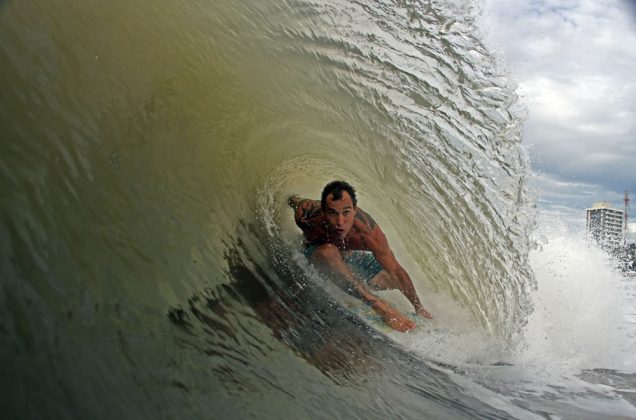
left=289, top=191, right=432, bottom=332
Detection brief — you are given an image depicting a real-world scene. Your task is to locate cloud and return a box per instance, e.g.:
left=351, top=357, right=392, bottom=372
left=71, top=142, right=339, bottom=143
left=528, top=172, right=634, bottom=233
left=482, top=0, right=636, bottom=211
left=530, top=172, right=625, bottom=207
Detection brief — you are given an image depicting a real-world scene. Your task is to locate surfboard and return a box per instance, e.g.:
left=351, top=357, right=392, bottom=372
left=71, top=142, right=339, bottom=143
left=346, top=300, right=421, bottom=333
left=321, top=278, right=421, bottom=333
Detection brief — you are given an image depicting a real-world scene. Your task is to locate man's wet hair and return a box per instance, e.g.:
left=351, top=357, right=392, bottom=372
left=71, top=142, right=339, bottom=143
left=321, top=180, right=357, bottom=209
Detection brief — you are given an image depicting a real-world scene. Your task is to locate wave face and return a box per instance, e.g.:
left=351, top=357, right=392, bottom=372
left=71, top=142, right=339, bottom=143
left=1, top=0, right=535, bottom=417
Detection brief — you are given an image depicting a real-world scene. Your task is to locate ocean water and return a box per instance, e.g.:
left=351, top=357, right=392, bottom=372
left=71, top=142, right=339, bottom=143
left=1, top=0, right=634, bottom=418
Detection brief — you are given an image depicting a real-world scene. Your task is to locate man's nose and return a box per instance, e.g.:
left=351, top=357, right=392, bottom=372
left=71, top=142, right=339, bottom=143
left=337, top=214, right=345, bottom=225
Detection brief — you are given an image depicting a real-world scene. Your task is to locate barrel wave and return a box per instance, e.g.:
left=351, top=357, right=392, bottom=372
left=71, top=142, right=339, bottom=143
left=1, top=0, right=538, bottom=418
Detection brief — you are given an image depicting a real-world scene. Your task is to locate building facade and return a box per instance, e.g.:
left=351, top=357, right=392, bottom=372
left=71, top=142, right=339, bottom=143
left=586, top=202, right=625, bottom=249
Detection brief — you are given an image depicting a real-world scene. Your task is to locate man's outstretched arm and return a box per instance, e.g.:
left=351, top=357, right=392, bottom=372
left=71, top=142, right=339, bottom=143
left=310, top=244, right=416, bottom=332
left=370, top=228, right=433, bottom=319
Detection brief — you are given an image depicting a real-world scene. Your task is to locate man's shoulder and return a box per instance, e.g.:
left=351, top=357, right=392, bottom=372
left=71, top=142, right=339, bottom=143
left=352, top=209, right=388, bottom=252
left=354, top=208, right=378, bottom=232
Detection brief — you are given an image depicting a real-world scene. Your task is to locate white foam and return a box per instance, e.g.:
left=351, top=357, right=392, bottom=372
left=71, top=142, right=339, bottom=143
left=518, top=221, right=636, bottom=377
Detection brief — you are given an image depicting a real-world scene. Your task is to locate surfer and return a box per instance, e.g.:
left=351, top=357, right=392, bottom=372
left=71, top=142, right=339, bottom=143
left=288, top=180, right=432, bottom=332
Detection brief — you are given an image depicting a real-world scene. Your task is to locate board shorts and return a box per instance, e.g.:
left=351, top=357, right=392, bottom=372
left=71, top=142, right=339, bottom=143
left=303, top=244, right=383, bottom=284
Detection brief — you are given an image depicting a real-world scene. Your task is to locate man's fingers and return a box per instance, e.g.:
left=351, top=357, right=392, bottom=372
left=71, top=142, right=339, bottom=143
left=373, top=301, right=417, bottom=332
left=388, top=315, right=416, bottom=332
left=416, top=308, right=433, bottom=319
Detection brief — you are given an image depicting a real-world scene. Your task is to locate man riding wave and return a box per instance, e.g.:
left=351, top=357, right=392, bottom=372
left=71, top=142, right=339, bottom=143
left=288, top=180, right=432, bottom=332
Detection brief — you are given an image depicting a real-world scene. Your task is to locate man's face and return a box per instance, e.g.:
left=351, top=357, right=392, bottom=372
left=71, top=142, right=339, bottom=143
left=324, top=191, right=356, bottom=240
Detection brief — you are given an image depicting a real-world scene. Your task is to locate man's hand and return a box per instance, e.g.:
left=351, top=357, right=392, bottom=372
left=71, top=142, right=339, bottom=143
left=287, top=195, right=301, bottom=209
left=371, top=300, right=416, bottom=332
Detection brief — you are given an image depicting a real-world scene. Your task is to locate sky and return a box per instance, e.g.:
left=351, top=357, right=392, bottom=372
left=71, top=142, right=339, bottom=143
left=481, top=0, right=636, bottom=232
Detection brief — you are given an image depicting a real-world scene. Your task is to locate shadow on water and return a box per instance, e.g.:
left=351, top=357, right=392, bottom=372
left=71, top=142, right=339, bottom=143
left=167, top=238, right=388, bottom=381
left=166, top=222, right=516, bottom=419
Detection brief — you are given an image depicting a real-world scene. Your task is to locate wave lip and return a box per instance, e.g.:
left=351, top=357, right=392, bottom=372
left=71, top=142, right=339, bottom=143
left=251, top=0, right=535, bottom=341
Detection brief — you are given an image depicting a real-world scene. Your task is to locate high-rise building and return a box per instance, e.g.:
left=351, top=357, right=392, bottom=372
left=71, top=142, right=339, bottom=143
left=586, top=202, right=625, bottom=249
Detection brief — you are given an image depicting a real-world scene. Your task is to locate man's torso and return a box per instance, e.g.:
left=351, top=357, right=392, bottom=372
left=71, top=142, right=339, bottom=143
left=293, top=198, right=379, bottom=251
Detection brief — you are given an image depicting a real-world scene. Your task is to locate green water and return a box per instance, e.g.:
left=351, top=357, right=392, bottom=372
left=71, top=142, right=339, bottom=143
left=1, top=0, right=541, bottom=418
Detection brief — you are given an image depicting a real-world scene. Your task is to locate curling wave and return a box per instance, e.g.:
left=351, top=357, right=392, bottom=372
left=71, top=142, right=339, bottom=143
left=1, top=0, right=536, bottom=417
